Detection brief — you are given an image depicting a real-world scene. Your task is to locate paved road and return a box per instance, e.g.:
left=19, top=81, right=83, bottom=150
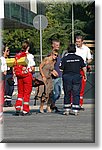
left=1, top=97, right=95, bottom=143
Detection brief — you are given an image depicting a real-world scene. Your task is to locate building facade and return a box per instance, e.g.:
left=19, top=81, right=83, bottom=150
left=1, top=0, right=45, bottom=29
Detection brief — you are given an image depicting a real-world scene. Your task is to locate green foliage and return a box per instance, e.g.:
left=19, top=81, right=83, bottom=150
left=3, top=28, right=40, bottom=54
left=3, top=1, right=95, bottom=58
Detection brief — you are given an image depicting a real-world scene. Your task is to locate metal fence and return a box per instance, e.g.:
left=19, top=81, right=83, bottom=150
left=34, top=66, right=95, bottom=100
left=12, top=54, right=95, bottom=100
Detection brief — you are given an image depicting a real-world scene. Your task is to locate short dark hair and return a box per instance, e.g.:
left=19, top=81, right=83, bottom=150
left=22, top=40, right=30, bottom=51
left=51, top=39, right=60, bottom=44
left=75, top=35, right=84, bottom=41
left=67, top=43, right=76, bottom=53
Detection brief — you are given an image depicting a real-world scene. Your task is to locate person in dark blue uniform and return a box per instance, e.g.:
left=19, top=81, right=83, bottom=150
left=59, top=44, right=86, bottom=115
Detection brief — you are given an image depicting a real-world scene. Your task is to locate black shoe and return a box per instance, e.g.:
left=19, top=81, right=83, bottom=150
left=50, top=104, right=55, bottom=110
left=54, top=106, right=60, bottom=113
left=51, top=106, right=60, bottom=113
left=79, top=106, right=85, bottom=111
left=7, top=103, right=13, bottom=107
left=4, top=101, right=8, bottom=107
left=4, top=101, right=13, bottom=107
left=13, top=111, right=20, bottom=116
left=21, top=112, right=32, bottom=116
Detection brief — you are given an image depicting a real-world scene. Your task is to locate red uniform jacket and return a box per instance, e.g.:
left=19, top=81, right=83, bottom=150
left=14, top=51, right=29, bottom=78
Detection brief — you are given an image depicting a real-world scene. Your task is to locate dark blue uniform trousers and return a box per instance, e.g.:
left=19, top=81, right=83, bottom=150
left=4, top=74, right=14, bottom=104
left=62, top=74, right=81, bottom=107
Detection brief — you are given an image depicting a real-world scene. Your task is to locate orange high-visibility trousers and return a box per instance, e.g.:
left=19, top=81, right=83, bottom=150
left=15, top=73, right=32, bottom=113
left=80, top=70, right=86, bottom=106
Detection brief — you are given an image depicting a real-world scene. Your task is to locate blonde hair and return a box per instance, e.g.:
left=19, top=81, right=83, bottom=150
left=51, top=50, right=58, bottom=55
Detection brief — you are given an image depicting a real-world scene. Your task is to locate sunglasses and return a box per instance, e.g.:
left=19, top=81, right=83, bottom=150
left=7, top=50, right=10, bottom=52
left=53, top=53, right=58, bottom=57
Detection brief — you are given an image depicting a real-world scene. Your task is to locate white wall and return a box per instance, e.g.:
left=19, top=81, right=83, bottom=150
left=0, top=0, right=4, bottom=19
left=30, top=0, right=37, bottom=14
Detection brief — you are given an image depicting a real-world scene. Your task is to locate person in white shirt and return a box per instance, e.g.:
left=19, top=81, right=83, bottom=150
left=0, top=56, right=7, bottom=74
left=3, top=46, right=14, bottom=107
left=75, top=35, right=92, bottom=108
left=0, top=47, right=7, bottom=123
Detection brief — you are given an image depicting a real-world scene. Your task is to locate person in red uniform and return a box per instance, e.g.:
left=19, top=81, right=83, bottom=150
left=75, top=35, right=92, bottom=109
left=14, top=41, right=35, bottom=116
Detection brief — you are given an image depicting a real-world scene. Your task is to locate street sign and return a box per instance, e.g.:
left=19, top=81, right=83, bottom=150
left=33, top=15, right=48, bottom=30
left=33, top=15, right=48, bottom=62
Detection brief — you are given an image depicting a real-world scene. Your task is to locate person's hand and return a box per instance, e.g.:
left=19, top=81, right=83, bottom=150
left=22, top=67, right=28, bottom=74
left=51, top=70, right=59, bottom=77
left=42, top=76, right=47, bottom=84
left=22, top=67, right=27, bottom=71
left=3, top=71, right=7, bottom=75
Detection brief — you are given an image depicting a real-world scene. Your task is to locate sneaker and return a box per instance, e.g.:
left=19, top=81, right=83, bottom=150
left=39, top=109, right=44, bottom=113
left=72, top=110, right=79, bottom=116
left=63, top=109, right=70, bottom=115
left=21, top=112, right=32, bottom=116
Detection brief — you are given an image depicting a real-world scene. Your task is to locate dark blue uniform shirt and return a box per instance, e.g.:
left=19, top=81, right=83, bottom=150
left=54, top=55, right=62, bottom=78
left=59, top=53, right=86, bottom=75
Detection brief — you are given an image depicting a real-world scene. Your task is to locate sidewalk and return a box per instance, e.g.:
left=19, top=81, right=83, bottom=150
left=1, top=97, right=95, bottom=143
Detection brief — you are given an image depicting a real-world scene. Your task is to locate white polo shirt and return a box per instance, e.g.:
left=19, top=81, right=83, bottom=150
left=27, top=53, right=35, bottom=68
left=0, top=56, right=7, bottom=72
left=75, top=44, right=92, bottom=63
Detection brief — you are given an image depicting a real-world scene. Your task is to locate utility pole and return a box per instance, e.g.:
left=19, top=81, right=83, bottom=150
left=33, top=15, right=48, bottom=62
left=72, top=3, right=74, bottom=44
left=39, top=15, right=43, bottom=62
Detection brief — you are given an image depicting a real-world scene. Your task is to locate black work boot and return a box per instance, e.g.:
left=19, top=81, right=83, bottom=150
left=7, top=101, right=13, bottom=107
left=13, top=111, right=20, bottom=116
left=4, top=101, right=8, bottom=107
left=20, top=112, right=32, bottom=116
